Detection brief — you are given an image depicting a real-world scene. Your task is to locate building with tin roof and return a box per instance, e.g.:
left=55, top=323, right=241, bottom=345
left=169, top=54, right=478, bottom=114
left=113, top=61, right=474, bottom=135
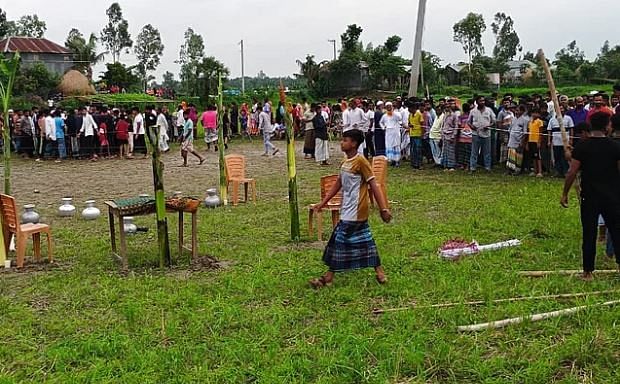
left=0, top=36, right=73, bottom=75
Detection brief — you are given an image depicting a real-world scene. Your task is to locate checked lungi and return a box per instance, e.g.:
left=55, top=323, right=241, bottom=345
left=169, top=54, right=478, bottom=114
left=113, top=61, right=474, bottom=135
left=441, top=141, right=457, bottom=169
left=323, top=221, right=381, bottom=272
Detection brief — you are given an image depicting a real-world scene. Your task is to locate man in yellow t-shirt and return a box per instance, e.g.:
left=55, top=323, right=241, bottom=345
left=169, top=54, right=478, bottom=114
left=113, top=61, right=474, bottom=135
left=408, top=103, right=424, bottom=169
left=525, top=109, right=543, bottom=177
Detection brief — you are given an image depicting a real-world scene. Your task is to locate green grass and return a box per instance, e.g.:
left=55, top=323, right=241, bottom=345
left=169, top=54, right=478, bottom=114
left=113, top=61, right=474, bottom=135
left=1, top=140, right=620, bottom=383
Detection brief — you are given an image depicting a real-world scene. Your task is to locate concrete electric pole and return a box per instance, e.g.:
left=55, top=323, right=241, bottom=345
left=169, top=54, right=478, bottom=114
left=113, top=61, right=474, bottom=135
left=328, top=39, right=337, bottom=61
left=408, top=0, right=427, bottom=97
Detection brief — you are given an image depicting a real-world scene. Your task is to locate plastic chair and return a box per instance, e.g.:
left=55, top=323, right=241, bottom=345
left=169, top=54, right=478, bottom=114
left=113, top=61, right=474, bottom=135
left=0, top=194, right=53, bottom=268
left=225, top=155, right=257, bottom=206
left=370, top=156, right=388, bottom=207
left=308, top=175, right=342, bottom=241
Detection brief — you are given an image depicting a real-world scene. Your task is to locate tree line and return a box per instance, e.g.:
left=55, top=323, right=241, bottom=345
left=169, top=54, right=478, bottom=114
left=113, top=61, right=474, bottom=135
left=0, top=4, right=227, bottom=101
left=298, top=13, right=620, bottom=97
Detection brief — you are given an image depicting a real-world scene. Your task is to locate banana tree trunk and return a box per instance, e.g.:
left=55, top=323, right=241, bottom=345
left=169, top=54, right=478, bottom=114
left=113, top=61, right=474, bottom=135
left=146, top=126, right=171, bottom=268
left=3, top=112, right=10, bottom=195
left=280, top=83, right=300, bottom=241
left=0, top=112, right=8, bottom=266
left=0, top=52, right=20, bottom=266
left=217, top=74, right=228, bottom=205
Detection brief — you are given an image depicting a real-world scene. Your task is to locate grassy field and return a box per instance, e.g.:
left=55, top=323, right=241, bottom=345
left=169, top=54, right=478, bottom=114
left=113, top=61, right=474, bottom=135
left=1, top=139, right=620, bottom=383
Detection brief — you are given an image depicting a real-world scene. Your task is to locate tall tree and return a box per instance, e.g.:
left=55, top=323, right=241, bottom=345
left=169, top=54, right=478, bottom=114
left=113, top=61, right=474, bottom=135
left=198, top=56, right=229, bottom=99
left=453, top=13, right=486, bottom=70
left=177, top=28, right=205, bottom=96
left=99, top=62, right=141, bottom=91
left=553, top=40, right=585, bottom=84
left=0, top=8, right=8, bottom=40
left=595, top=42, right=620, bottom=80
left=134, top=24, right=164, bottom=92
left=367, top=36, right=407, bottom=89
left=65, top=29, right=106, bottom=81
left=340, top=24, right=364, bottom=54
left=161, top=71, right=179, bottom=91
left=523, top=51, right=536, bottom=62
left=6, top=14, right=46, bottom=38
left=100, top=3, right=133, bottom=63
left=554, top=40, right=585, bottom=69
left=420, top=50, right=444, bottom=93
left=13, top=62, right=60, bottom=98
left=491, top=12, right=522, bottom=62
left=296, top=55, right=325, bottom=89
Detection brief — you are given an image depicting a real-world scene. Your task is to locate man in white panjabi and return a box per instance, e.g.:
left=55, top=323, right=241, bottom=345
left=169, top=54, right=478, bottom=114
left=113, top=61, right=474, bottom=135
left=343, top=99, right=364, bottom=133
left=399, top=100, right=410, bottom=160
left=157, top=107, right=170, bottom=152
left=380, top=102, right=403, bottom=166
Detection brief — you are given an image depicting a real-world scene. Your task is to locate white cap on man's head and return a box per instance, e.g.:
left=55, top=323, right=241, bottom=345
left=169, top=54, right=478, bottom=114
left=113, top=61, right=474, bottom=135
left=376, top=101, right=384, bottom=106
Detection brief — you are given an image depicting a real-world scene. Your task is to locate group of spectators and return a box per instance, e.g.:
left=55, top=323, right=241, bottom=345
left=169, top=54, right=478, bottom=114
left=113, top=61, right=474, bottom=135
left=1, top=104, right=177, bottom=161
left=294, top=84, right=620, bottom=177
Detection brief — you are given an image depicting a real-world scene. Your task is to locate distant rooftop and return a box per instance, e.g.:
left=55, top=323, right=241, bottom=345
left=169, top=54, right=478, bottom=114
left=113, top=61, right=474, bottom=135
left=0, top=36, right=71, bottom=54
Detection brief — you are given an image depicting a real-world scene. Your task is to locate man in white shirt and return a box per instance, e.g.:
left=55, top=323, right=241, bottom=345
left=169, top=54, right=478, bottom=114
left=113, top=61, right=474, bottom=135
left=132, top=107, right=146, bottom=157
left=399, top=101, right=410, bottom=160
left=259, top=103, right=279, bottom=156
left=79, top=107, right=98, bottom=160
left=362, top=101, right=375, bottom=157
left=157, top=107, right=170, bottom=153
left=43, top=111, right=56, bottom=159
left=547, top=105, right=574, bottom=177
left=343, top=99, right=364, bottom=132
left=175, top=105, right=185, bottom=140
left=468, top=95, right=497, bottom=171
left=380, top=102, right=403, bottom=166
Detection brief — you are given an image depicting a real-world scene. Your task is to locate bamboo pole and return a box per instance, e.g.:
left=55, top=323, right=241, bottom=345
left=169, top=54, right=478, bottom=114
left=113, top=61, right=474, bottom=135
left=217, top=74, right=228, bottom=206
left=372, top=290, right=620, bottom=315
left=280, top=82, right=301, bottom=241
left=519, top=269, right=618, bottom=277
left=537, top=49, right=569, bottom=151
left=457, top=299, right=620, bottom=332
left=145, top=125, right=171, bottom=268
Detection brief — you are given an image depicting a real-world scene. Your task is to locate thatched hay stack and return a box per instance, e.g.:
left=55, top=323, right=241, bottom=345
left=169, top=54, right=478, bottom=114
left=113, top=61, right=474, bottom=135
left=58, top=70, right=96, bottom=96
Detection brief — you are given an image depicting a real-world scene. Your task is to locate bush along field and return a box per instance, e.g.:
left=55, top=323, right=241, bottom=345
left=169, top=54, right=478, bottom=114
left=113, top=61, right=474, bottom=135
left=1, top=139, right=620, bottom=383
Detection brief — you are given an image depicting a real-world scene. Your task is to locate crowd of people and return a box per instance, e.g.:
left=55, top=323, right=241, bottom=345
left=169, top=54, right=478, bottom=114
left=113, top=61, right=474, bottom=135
left=294, top=84, right=620, bottom=178
left=2, top=84, right=620, bottom=174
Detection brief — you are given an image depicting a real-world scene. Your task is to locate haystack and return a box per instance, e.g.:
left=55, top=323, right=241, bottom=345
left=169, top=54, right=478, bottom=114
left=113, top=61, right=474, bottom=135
left=58, top=70, right=96, bottom=96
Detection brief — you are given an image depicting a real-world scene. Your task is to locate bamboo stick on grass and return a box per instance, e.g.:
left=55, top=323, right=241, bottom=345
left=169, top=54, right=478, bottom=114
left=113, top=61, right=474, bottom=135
left=519, top=270, right=619, bottom=277
left=457, top=300, right=620, bottom=332
left=372, top=290, right=620, bottom=315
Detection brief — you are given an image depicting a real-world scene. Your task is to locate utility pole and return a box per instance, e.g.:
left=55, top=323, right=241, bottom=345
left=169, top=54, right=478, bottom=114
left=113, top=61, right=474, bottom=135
left=408, top=0, right=427, bottom=97
left=240, top=40, right=245, bottom=95
left=328, top=39, right=337, bottom=61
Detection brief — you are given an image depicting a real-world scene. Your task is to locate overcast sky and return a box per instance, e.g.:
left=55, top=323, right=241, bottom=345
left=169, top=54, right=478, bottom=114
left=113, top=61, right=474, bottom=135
left=3, top=0, right=620, bottom=82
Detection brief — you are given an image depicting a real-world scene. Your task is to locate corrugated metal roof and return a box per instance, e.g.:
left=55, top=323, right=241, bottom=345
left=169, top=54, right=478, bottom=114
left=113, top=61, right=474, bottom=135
left=0, top=37, right=71, bottom=54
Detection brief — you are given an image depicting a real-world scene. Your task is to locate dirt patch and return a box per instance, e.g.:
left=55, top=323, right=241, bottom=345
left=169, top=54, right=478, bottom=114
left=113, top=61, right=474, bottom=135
left=188, top=254, right=228, bottom=271
left=0, top=260, right=71, bottom=275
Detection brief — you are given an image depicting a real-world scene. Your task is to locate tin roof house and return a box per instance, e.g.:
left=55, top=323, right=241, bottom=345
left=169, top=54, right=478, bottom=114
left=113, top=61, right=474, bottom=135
left=0, top=36, right=73, bottom=75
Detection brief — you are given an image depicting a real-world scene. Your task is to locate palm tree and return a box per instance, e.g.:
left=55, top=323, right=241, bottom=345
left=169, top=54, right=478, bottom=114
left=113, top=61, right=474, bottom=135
left=296, top=55, right=327, bottom=89
left=67, top=33, right=106, bottom=81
